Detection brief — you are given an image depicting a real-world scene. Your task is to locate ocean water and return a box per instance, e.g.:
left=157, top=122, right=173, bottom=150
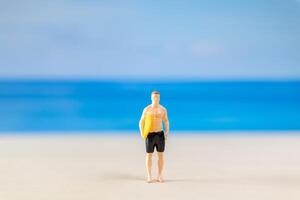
left=0, top=80, right=299, bottom=133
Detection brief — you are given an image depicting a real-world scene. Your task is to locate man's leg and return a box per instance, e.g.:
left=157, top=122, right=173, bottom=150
left=146, top=153, right=153, bottom=183
left=157, top=152, right=164, bottom=182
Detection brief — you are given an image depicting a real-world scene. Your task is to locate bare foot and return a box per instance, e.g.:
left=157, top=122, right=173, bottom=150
left=156, top=176, right=164, bottom=183
left=146, top=177, right=153, bottom=183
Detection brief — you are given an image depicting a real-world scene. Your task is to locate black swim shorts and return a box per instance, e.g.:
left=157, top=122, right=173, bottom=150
left=145, top=130, right=165, bottom=153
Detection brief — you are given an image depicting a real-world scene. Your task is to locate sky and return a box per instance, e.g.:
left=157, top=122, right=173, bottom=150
left=0, top=0, right=299, bottom=80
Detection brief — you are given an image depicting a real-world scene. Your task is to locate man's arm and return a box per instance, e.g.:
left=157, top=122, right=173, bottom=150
left=162, top=109, right=169, bottom=139
left=139, top=108, right=147, bottom=135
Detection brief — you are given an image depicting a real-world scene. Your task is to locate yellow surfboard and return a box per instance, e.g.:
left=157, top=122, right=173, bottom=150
left=141, top=114, right=152, bottom=139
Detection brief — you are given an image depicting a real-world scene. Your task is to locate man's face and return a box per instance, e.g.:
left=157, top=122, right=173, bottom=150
left=151, top=94, right=160, bottom=104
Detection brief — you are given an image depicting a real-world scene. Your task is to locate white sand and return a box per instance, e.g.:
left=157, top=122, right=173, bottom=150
left=1, top=132, right=300, bottom=200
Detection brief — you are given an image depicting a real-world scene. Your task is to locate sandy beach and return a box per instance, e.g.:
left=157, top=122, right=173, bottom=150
left=1, top=132, right=300, bottom=200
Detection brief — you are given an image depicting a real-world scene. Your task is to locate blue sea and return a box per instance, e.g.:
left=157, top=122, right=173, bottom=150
left=0, top=80, right=299, bottom=133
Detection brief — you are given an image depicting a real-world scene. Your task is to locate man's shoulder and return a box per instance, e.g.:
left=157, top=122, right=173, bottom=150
left=159, top=105, right=167, bottom=111
left=143, top=105, right=151, bottom=112
left=144, top=104, right=167, bottom=111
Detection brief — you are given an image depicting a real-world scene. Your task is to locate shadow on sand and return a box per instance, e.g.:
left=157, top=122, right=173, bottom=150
left=165, top=175, right=300, bottom=186
left=99, top=171, right=300, bottom=186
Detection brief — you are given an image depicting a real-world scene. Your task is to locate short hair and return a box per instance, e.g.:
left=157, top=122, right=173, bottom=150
left=151, top=90, right=160, bottom=95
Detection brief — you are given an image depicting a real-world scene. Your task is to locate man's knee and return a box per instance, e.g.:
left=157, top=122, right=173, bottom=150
left=146, top=153, right=153, bottom=159
left=157, top=152, right=164, bottom=159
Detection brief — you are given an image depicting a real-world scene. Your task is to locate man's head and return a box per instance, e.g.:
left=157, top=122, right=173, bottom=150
left=151, top=91, right=160, bottom=104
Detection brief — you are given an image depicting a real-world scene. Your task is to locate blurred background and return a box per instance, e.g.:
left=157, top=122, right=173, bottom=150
left=0, top=0, right=299, bottom=132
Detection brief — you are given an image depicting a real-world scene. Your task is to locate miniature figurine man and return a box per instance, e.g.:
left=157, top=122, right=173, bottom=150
left=139, top=91, right=169, bottom=183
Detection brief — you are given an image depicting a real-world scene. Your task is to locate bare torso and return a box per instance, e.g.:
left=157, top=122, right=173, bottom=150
left=145, top=105, right=165, bottom=132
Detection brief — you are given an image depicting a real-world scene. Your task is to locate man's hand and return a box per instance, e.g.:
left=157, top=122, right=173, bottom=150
left=162, top=109, right=169, bottom=141
left=164, top=132, right=168, bottom=141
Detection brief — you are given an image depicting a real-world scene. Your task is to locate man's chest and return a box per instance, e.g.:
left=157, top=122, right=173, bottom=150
left=146, top=108, right=164, bottom=118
